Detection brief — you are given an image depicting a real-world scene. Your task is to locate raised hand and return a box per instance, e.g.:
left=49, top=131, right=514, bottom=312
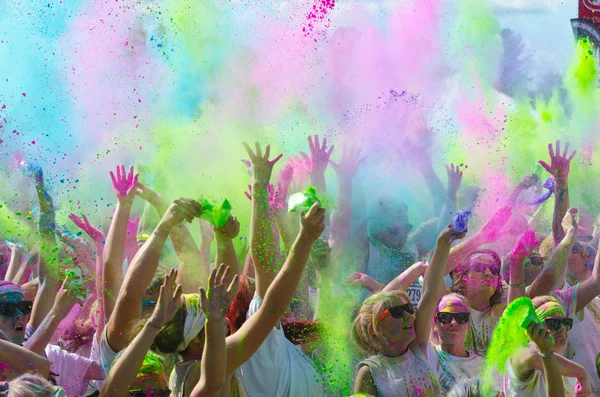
left=527, top=322, right=554, bottom=355
left=199, top=218, right=215, bottom=243
left=69, top=214, right=105, bottom=244
left=437, top=223, right=466, bottom=245
left=300, top=202, right=326, bottom=242
left=301, top=134, right=334, bottom=175
left=136, top=183, right=166, bottom=210
left=126, top=215, right=140, bottom=239
left=510, top=230, right=539, bottom=262
left=214, top=216, right=240, bottom=241
left=148, top=269, right=183, bottom=328
left=160, top=198, right=202, bottom=229
left=243, top=142, right=283, bottom=186
left=200, top=264, right=238, bottom=320
left=562, top=208, right=579, bottom=231
left=538, top=140, right=576, bottom=184
left=480, top=206, right=512, bottom=242
left=110, top=165, right=139, bottom=203
left=515, top=173, right=539, bottom=191
left=445, top=163, right=463, bottom=198
left=330, top=144, right=366, bottom=180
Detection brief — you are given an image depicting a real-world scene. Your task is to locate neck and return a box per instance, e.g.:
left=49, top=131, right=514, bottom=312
left=466, top=292, right=491, bottom=312
left=180, top=349, right=203, bottom=363
left=381, top=340, right=410, bottom=358
left=565, top=272, right=578, bottom=287
left=440, top=341, right=469, bottom=358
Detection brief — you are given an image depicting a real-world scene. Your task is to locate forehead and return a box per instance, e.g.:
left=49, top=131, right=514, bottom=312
left=468, top=254, right=495, bottom=264
left=0, top=293, right=23, bottom=303
left=545, top=311, right=565, bottom=320
left=437, top=298, right=469, bottom=313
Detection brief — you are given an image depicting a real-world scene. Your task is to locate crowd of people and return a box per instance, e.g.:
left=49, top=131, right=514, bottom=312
left=0, top=135, right=599, bottom=397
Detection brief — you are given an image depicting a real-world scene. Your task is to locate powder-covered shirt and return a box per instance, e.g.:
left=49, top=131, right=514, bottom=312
left=358, top=346, right=442, bottom=397
left=504, top=356, right=577, bottom=397
left=426, top=343, right=484, bottom=394
left=45, top=344, right=98, bottom=397
left=465, top=304, right=505, bottom=357
left=236, top=293, right=323, bottom=397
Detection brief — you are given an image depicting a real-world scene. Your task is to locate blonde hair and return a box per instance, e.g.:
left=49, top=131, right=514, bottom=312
left=352, top=290, right=411, bottom=356
left=6, top=374, right=61, bottom=397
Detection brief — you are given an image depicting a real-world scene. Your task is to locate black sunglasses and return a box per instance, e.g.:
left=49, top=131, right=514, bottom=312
left=436, top=312, right=470, bottom=325
left=545, top=318, right=573, bottom=331
left=377, top=303, right=414, bottom=323
left=524, top=255, right=546, bottom=267
left=129, top=390, right=171, bottom=397
left=0, top=301, right=33, bottom=317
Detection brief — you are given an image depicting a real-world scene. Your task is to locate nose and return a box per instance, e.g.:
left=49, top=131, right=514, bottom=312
left=483, top=267, right=493, bottom=276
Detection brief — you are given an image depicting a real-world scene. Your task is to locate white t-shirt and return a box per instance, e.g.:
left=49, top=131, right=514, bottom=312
left=426, top=343, right=483, bottom=393
left=236, top=294, right=323, bottom=397
left=358, top=346, right=441, bottom=397
left=97, top=327, right=119, bottom=377
left=558, top=283, right=600, bottom=396
left=504, top=355, right=577, bottom=397
left=45, top=344, right=96, bottom=397
left=465, top=305, right=504, bottom=357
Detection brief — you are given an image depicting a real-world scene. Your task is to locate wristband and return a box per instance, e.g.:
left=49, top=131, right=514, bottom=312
left=540, top=350, right=554, bottom=358
left=510, top=282, right=526, bottom=288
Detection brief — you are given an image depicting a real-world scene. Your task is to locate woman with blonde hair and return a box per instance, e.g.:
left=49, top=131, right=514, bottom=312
left=353, top=225, right=465, bottom=396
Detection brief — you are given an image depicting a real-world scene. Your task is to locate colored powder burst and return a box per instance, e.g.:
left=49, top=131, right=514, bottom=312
left=303, top=0, right=336, bottom=40
left=481, top=297, right=536, bottom=396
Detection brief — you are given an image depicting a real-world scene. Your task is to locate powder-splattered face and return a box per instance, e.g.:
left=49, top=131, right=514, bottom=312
left=462, top=254, right=500, bottom=300
left=0, top=292, right=28, bottom=345
left=434, top=297, right=470, bottom=346
left=542, top=311, right=570, bottom=353
left=375, top=296, right=416, bottom=348
left=569, top=244, right=592, bottom=282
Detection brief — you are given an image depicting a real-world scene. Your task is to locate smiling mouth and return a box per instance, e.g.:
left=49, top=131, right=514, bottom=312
left=14, top=324, right=24, bottom=333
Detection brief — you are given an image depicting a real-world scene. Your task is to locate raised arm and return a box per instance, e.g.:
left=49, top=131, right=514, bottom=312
left=0, top=340, right=50, bottom=379
left=225, top=203, right=325, bottom=372
left=24, top=277, right=78, bottom=355
left=538, top=140, right=576, bottom=246
left=69, top=213, right=106, bottom=336
left=329, top=144, right=365, bottom=254
left=382, top=262, right=428, bottom=293
left=301, top=134, right=333, bottom=193
left=100, top=269, right=182, bottom=397
left=413, top=226, right=465, bottom=351
left=528, top=209, right=578, bottom=298
left=214, top=216, right=241, bottom=279
left=243, top=142, right=283, bottom=299
left=445, top=206, right=512, bottom=274
left=192, top=264, right=237, bottom=397
left=507, top=230, right=539, bottom=304
left=344, top=272, right=383, bottom=294
left=137, top=182, right=208, bottom=293
left=28, top=168, right=60, bottom=330
left=106, top=198, right=201, bottom=352
left=198, top=219, right=215, bottom=272
left=12, top=245, right=39, bottom=287
left=573, top=236, right=600, bottom=312
left=526, top=323, right=565, bottom=397
left=102, top=165, right=139, bottom=320
left=4, top=242, right=24, bottom=283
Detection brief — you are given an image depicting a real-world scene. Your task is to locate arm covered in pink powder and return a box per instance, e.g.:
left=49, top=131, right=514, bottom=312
left=0, top=339, right=50, bottom=379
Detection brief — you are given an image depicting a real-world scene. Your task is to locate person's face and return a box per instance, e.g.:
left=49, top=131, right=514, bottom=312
left=462, top=255, right=500, bottom=299
left=0, top=293, right=29, bottom=345
left=371, top=208, right=412, bottom=250
left=434, top=299, right=470, bottom=346
left=375, top=296, right=416, bottom=349
left=542, top=311, right=571, bottom=353
left=523, top=252, right=546, bottom=286
left=569, top=246, right=592, bottom=282
left=129, top=373, right=171, bottom=397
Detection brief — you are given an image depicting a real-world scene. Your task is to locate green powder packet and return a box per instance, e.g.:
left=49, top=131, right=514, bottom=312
left=288, top=186, right=321, bottom=213
left=198, top=198, right=232, bottom=227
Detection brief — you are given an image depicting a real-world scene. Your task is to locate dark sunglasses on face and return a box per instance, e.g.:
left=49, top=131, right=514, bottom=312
left=545, top=318, right=573, bottom=331
left=377, top=303, right=414, bottom=323
left=467, top=260, right=500, bottom=275
left=436, top=312, right=470, bottom=325
left=129, top=390, right=171, bottom=397
left=0, top=301, right=33, bottom=317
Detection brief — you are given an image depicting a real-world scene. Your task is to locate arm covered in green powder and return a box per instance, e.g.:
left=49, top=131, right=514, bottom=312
left=243, top=142, right=283, bottom=299
left=412, top=225, right=465, bottom=352
left=526, top=323, right=565, bottom=397
left=225, top=203, right=325, bottom=373
left=528, top=209, right=578, bottom=299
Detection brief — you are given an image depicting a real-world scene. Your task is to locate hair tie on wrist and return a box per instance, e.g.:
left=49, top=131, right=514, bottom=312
left=509, top=282, right=526, bottom=288
left=539, top=350, right=554, bottom=358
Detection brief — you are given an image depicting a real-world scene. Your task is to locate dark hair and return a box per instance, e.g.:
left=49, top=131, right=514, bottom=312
left=451, top=249, right=503, bottom=308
